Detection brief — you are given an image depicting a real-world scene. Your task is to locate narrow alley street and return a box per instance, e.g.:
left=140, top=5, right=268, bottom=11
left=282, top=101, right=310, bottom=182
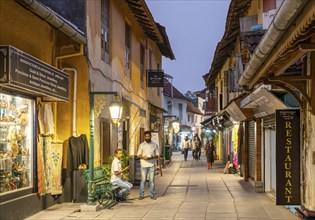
left=26, top=152, right=299, bottom=220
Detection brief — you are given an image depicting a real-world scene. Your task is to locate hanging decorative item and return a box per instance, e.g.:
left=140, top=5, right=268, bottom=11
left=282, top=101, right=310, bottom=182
left=94, top=94, right=107, bottom=119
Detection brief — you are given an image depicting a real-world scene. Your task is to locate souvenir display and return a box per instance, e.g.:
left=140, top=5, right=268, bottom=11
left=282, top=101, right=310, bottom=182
left=0, top=94, right=34, bottom=194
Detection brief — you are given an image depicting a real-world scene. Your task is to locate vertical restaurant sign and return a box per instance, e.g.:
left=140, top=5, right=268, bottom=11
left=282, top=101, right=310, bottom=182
left=0, top=45, right=69, bottom=101
left=276, top=109, right=300, bottom=205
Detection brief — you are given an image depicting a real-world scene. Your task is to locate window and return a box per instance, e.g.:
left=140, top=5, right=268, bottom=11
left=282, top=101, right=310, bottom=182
left=179, top=103, right=183, bottom=120
left=101, top=0, right=110, bottom=63
left=125, top=22, right=131, bottom=78
left=0, top=94, right=34, bottom=194
left=167, top=101, right=172, bottom=115
left=140, top=44, right=145, bottom=88
left=188, top=115, right=190, bottom=122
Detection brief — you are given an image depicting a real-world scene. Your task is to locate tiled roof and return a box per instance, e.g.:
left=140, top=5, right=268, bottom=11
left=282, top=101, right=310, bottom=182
left=240, top=30, right=266, bottom=54
left=163, top=79, right=189, bottom=101
left=186, top=102, right=203, bottom=115
left=126, top=0, right=175, bottom=60
left=205, top=0, right=252, bottom=86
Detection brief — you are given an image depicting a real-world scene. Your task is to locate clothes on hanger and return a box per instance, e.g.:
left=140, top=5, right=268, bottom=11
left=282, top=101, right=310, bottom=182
left=66, top=134, right=89, bottom=177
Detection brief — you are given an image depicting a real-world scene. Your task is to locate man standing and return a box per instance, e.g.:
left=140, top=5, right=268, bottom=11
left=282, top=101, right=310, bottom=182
left=182, top=136, right=191, bottom=161
left=137, top=130, right=159, bottom=200
left=111, top=149, right=133, bottom=202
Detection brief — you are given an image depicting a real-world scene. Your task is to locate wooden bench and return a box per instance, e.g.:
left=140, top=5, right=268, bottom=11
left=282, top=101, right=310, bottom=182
left=83, top=167, right=119, bottom=208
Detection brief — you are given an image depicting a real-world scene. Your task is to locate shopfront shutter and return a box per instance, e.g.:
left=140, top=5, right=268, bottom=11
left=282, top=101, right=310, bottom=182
left=248, top=120, right=256, bottom=180
left=263, top=114, right=276, bottom=129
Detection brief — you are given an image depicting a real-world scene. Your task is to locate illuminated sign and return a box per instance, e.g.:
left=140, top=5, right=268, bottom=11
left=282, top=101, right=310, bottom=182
left=0, top=45, right=69, bottom=101
left=276, top=109, right=300, bottom=205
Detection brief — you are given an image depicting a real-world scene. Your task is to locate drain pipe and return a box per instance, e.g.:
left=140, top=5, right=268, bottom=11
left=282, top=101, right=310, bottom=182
left=238, top=0, right=307, bottom=87
left=62, top=68, right=78, bottom=137
left=54, top=44, right=84, bottom=139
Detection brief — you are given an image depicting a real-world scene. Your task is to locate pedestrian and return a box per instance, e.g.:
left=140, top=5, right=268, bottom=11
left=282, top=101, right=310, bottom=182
left=137, top=130, right=159, bottom=200
left=299, top=205, right=315, bottom=220
left=182, top=136, right=191, bottom=161
left=110, top=148, right=133, bottom=202
left=204, top=139, right=215, bottom=169
left=194, top=134, right=202, bottom=160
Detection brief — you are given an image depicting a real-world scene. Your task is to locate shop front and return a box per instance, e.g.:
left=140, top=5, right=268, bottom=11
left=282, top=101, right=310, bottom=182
left=0, top=93, right=35, bottom=195
left=0, top=46, right=69, bottom=219
left=240, top=85, right=299, bottom=195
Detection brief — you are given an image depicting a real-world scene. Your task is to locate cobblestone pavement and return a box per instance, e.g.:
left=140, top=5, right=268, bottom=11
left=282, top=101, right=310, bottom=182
left=25, top=151, right=300, bottom=220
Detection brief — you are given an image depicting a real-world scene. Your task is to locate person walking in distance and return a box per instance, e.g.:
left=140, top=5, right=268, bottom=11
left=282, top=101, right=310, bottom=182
left=194, top=134, right=202, bottom=160
left=204, top=139, right=215, bottom=169
left=137, top=131, right=159, bottom=200
left=110, top=148, right=133, bottom=202
left=182, top=136, right=191, bottom=161
left=191, top=136, right=196, bottom=160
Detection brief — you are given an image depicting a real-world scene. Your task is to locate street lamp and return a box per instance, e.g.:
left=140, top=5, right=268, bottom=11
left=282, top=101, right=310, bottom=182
left=88, top=91, right=122, bottom=206
left=109, top=96, right=123, bottom=124
left=172, top=120, right=180, bottom=134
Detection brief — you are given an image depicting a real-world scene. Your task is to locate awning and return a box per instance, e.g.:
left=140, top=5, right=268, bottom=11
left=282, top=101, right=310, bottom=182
left=148, top=101, right=168, bottom=113
left=218, top=110, right=234, bottom=128
left=123, top=96, right=146, bottom=117
left=200, top=115, right=216, bottom=126
left=240, top=86, right=288, bottom=118
left=180, top=124, right=192, bottom=132
left=225, top=96, right=253, bottom=122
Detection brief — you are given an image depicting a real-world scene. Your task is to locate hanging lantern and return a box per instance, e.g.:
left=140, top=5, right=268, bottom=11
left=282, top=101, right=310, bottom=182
left=172, top=121, right=180, bottom=133
left=109, top=96, right=122, bottom=124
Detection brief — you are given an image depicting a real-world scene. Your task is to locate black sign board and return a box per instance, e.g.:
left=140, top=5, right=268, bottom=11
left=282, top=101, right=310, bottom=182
left=0, top=46, right=69, bottom=101
left=276, top=109, right=300, bottom=205
left=147, top=70, right=164, bottom=87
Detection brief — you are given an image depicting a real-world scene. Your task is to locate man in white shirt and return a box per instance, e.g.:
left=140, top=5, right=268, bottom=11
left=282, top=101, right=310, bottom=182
left=182, top=136, right=191, bottom=161
left=111, top=149, right=133, bottom=202
left=137, top=131, right=159, bottom=200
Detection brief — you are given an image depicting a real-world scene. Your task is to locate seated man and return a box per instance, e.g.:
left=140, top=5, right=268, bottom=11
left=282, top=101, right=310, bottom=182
left=111, top=149, right=133, bottom=202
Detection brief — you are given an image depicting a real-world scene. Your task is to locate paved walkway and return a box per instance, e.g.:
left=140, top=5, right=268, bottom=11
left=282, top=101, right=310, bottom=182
left=26, top=152, right=300, bottom=220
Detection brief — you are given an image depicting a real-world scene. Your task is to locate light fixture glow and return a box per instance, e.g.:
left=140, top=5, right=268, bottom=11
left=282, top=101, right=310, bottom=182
left=172, top=121, right=180, bottom=133
left=109, top=96, right=123, bottom=124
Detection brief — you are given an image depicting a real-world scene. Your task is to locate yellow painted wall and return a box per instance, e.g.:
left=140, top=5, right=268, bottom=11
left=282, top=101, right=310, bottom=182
left=0, top=1, right=90, bottom=159
left=0, top=1, right=54, bottom=64
left=87, top=0, right=164, bottom=159
left=57, top=57, right=90, bottom=141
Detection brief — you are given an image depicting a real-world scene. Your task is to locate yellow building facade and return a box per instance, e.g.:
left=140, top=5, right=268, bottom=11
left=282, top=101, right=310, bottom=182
left=0, top=0, right=90, bottom=218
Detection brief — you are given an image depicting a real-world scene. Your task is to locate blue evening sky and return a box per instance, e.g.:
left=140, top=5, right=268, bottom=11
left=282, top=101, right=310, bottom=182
left=146, top=0, right=230, bottom=94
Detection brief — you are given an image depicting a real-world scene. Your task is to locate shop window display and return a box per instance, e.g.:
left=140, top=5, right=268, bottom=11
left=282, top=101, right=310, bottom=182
left=0, top=93, right=34, bottom=194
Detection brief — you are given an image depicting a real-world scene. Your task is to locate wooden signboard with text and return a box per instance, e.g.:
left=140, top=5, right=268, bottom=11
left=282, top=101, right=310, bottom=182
left=276, top=109, right=300, bottom=205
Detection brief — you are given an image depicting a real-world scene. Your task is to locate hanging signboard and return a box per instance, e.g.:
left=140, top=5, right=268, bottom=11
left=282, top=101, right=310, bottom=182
left=0, top=45, right=69, bottom=101
left=147, top=70, right=164, bottom=87
left=276, top=109, right=300, bottom=205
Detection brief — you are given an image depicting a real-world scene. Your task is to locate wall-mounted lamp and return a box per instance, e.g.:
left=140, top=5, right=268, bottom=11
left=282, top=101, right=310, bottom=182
left=109, top=95, right=123, bottom=124
left=172, top=120, right=180, bottom=133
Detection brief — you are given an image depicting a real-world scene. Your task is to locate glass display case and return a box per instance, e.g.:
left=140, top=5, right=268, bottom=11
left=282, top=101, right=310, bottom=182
left=0, top=93, right=34, bottom=194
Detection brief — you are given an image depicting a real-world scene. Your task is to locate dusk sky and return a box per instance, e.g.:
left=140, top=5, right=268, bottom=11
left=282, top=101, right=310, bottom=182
left=146, top=0, right=230, bottom=94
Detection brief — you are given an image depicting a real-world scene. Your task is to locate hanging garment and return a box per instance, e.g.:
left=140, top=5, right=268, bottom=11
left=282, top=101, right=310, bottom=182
left=66, top=134, right=89, bottom=177
left=38, top=104, right=55, bottom=135
left=37, top=105, right=45, bottom=134
left=49, top=142, right=63, bottom=195
left=44, top=104, right=54, bottom=134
